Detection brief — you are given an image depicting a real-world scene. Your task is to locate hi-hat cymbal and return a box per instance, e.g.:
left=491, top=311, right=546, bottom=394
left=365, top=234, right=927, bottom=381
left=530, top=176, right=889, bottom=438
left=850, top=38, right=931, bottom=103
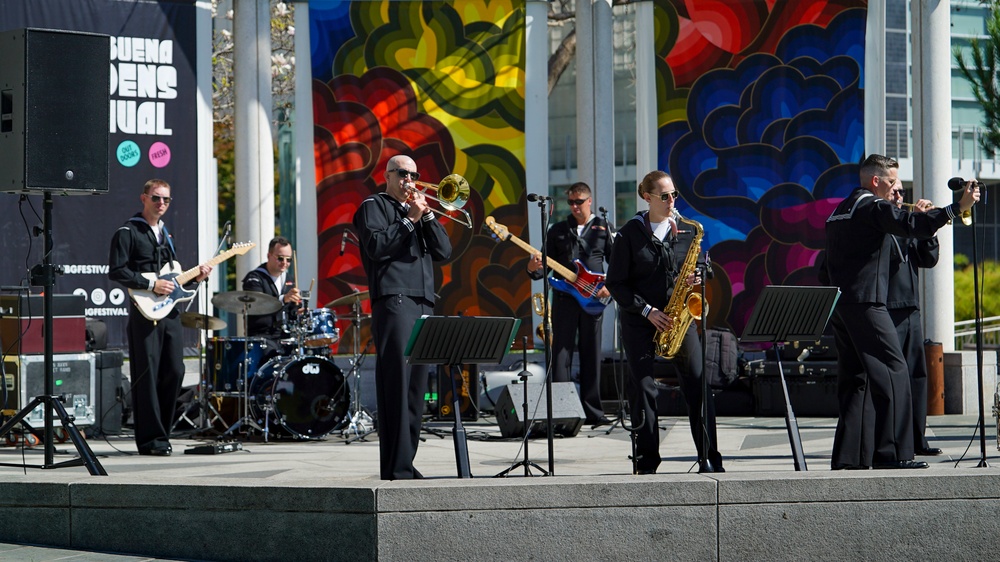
left=180, top=312, right=227, bottom=331
left=325, top=290, right=370, bottom=308
left=212, top=290, right=282, bottom=315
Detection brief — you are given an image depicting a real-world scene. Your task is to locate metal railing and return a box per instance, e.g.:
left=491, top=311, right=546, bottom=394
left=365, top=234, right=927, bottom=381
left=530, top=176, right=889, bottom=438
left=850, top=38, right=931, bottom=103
left=955, top=315, right=1000, bottom=349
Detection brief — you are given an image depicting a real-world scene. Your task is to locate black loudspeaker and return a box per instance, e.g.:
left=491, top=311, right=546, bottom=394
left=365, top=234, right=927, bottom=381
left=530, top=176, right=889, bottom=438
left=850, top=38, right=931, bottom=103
left=88, top=349, right=124, bottom=437
left=495, top=382, right=585, bottom=438
left=435, top=364, right=479, bottom=421
left=0, top=28, right=110, bottom=194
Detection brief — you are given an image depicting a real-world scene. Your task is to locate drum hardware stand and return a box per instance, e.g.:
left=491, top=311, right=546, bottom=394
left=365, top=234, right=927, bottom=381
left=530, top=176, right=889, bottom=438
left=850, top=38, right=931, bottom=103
left=496, top=337, right=548, bottom=477
left=220, top=303, right=267, bottom=440
left=342, top=300, right=376, bottom=443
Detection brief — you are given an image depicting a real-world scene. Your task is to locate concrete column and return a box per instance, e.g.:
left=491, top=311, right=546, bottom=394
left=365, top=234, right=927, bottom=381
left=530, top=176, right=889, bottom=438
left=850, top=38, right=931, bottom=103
left=234, top=0, right=276, bottom=293
left=526, top=0, right=549, bottom=327
left=634, top=0, right=655, bottom=212
left=591, top=0, right=615, bottom=216
left=576, top=0, right=595, bottom=191
left=912, top=0, right=955, bottom=350
left=293, top=2, right=317, bottom=299
left=864, top=0, right=886, bottom=155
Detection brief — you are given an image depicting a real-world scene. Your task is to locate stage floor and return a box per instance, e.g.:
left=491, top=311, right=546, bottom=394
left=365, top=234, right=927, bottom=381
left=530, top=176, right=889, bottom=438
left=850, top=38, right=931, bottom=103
left=0, top=413, right=997, bottom=561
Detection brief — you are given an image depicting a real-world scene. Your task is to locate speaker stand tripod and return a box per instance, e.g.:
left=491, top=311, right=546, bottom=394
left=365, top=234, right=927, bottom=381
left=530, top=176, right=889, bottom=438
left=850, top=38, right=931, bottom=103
left=0, top=193, right=106, bottom=475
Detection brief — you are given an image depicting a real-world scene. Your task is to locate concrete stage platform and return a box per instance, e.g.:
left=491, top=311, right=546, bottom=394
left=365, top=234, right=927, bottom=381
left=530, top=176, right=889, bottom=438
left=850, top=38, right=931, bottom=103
left=0, top=414, right=999, bottom=561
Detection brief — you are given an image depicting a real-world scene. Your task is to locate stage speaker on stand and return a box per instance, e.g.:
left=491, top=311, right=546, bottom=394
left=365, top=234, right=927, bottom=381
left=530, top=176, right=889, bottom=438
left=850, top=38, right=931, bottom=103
left=495, top=382, right=585, bottom=438
left=0, top=28, right=109, bottom=194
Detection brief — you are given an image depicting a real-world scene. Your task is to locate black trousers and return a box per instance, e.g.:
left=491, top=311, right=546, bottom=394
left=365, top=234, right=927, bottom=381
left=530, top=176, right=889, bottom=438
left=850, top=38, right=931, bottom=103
left=830, top=303, right=914, bottom=468
left=890, top=307, right=931, bottom=451
left=620, top=316, right=720, bottom=473
left=550, top=292, right=605, bottom=422
left=126, top=307, right=185, bottom=453
left=371, top=294, right=431, bottom=480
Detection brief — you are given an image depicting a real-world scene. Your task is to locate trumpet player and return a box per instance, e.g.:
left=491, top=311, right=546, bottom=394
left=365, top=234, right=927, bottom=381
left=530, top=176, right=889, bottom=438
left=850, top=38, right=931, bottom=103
left=887, top=186, right=943, bottom=457
left=353, top=154, right=453, bottom=480
left=605, top=171, right=723, bottom=474
left=824, top=154, right=978, bottom=470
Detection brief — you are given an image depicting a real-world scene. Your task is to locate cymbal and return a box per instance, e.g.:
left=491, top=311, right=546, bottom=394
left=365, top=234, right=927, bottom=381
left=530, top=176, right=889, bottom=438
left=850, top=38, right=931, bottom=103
left=333, top=313, right=372, bottom=322
left=325, top=290, right=370, bottom=308
left=212, top=290, right=282, bottom=315
left=180, top=312, right=227, bottom=331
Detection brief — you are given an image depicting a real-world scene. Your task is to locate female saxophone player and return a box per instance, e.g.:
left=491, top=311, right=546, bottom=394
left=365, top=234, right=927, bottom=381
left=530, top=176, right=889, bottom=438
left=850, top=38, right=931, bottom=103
left=605, top=170, right=723, bottom=474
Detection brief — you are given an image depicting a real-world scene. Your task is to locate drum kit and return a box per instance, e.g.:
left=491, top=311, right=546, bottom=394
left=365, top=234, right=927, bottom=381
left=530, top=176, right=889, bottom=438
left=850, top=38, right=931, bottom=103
left=176, top=289, right=371, bottom=442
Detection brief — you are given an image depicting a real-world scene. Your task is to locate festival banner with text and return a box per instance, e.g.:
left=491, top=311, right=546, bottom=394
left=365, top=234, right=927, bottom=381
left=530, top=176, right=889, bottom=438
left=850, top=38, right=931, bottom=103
left=0, top=0, right=200, bottom=350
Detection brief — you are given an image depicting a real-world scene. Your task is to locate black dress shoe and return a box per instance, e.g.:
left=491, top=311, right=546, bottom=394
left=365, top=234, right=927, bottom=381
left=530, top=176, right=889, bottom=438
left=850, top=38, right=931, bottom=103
left=140, top=447, right=171, bottom=457
left=636, top=468, right=656, bottom=475
left=873, top=460, right=928, bottom=469
left=916, top=447, right=943, bottom=456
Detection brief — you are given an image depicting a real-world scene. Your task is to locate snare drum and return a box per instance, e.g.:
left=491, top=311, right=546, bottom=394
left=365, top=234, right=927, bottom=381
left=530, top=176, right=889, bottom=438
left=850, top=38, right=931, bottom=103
left=249, top=355, right=349, bottom=439
left=301, top=308, right=340, bottom=348
left=206, top=337, right=268, bottom=394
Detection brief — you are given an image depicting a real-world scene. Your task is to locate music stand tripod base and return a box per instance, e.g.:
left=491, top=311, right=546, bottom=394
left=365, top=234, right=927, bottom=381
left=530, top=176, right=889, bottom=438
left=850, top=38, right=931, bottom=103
left=741, top=285, right=840, bottom=472
left=406, top=315, right=521, bottom=479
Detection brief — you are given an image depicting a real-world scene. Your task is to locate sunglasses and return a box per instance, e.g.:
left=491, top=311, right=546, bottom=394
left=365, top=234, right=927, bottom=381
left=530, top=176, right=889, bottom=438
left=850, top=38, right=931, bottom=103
left=567, top=198, right=589, bottom=206
left=274, top=256, right=293, bottom=263
left=389, top=168, right=420, bottom=181
left=657, top=191, right=677, bottom=202
left=147, top=194, right=172, bottom=204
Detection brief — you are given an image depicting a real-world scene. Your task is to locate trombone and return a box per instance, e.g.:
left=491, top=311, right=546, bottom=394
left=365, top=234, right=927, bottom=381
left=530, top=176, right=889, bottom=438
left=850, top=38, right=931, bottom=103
left=900, top=201, right=972, bottom=226
left=408, top=173, right=474, bottom=228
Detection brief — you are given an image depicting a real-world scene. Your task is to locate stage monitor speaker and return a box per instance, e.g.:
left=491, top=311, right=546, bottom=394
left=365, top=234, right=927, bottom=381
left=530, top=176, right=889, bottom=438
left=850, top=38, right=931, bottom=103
left=88, top=349, right=124, bottom=436
left=0, top=28, right=110, bottom=194
left=435, top=364, right=479, bottom=421
left=495, top=382, right=585, bottom=438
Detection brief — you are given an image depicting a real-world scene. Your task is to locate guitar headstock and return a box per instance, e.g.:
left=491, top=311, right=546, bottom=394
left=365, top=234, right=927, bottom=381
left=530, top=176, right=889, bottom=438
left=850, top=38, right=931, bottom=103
left=484, top=216, right=511, bottom=242
left=230, top=242, right=256, bottom=256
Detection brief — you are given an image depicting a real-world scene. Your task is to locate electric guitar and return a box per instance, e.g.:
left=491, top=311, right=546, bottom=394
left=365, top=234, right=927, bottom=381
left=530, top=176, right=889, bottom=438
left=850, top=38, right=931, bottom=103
left=485, top=216, right=610, bottom=316
left=129, top=242, right=256, bottom=321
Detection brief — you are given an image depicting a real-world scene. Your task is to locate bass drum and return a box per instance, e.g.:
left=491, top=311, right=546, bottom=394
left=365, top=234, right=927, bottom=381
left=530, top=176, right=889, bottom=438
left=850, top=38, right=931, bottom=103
left=250, top=355, right=350, bottom=439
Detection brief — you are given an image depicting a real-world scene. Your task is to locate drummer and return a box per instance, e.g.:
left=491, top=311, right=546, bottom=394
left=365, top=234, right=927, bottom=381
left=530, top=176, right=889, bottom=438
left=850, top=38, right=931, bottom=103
left=241, top=236, right=304, bottom=358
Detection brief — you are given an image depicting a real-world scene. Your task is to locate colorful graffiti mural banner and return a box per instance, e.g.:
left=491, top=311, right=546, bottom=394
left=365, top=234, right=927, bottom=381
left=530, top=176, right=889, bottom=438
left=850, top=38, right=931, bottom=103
left=310, top=1, right=532, bottom=353
left=656, top=0, right=867, bottom=337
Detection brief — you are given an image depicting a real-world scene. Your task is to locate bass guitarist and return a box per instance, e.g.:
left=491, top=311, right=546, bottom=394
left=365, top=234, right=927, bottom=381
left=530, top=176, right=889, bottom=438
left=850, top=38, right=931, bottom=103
left=527, top=182, right=613, bottom=426
left=109, top=179, right=211, bottom=457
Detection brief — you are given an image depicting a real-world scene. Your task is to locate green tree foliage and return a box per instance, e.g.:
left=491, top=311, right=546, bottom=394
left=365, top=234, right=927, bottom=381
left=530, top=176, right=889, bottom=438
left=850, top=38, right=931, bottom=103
left=955, top=2, right=1000, bottom=155
left=953, top=259, right=1000, bottom=321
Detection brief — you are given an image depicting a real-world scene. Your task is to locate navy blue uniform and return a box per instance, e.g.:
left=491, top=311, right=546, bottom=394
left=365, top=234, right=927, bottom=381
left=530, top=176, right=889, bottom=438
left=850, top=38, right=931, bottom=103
left=109, top=214, right=188, bottom=454
left=529, top=214, right=613, bottom=422
left=605, top=212, right=721, bottom=473
left=353, top=192, right=452, bottom=480
left=825, top=187, right=956, bottom=468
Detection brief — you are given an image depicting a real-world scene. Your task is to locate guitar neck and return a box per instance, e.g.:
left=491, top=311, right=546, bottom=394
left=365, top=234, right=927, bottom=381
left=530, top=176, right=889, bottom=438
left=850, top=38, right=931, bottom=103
left=174, top=248, right=236, bottom=285
left=507, top=233, right=578, bottom=282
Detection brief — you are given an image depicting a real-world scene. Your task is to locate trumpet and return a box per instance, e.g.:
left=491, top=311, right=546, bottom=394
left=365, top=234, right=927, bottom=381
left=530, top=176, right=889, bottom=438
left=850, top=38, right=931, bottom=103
left=900, top=202, right=972, bottom=226
left=408, top=173, right=473, bottom=228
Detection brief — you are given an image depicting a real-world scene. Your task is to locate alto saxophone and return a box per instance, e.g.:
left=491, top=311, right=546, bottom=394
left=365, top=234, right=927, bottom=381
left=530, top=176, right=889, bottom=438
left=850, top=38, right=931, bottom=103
left=654, top=212, right=706, bottom=358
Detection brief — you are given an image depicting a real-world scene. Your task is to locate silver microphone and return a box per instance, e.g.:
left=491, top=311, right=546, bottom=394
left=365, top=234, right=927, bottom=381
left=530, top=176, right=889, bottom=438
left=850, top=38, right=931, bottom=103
left=340, top=231, right=348, bottom=256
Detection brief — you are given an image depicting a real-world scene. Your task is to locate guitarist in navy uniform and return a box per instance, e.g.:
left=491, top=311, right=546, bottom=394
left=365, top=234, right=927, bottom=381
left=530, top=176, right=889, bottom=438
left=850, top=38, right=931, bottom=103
left=109, top=179, right=211, bottom=457
left=241, top=236, right=302, bottom=357
left=527, top=182, right=613, bottom=426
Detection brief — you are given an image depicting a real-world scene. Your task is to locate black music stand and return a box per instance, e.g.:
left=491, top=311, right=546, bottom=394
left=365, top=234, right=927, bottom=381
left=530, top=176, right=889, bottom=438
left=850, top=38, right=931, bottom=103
left=742, top=285, right=840, bottom=471
left=406, top=315, right=521, bottom=478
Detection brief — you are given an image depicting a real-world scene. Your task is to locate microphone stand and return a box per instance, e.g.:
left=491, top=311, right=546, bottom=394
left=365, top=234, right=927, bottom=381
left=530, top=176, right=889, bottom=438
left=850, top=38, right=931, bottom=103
left=696, top=252, right=713, bottom=473
left=594, top=206, right=626, bottom=436
left=534, top=196, right=556, bottom=475
left=971, top=201, right=988, bottom=467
